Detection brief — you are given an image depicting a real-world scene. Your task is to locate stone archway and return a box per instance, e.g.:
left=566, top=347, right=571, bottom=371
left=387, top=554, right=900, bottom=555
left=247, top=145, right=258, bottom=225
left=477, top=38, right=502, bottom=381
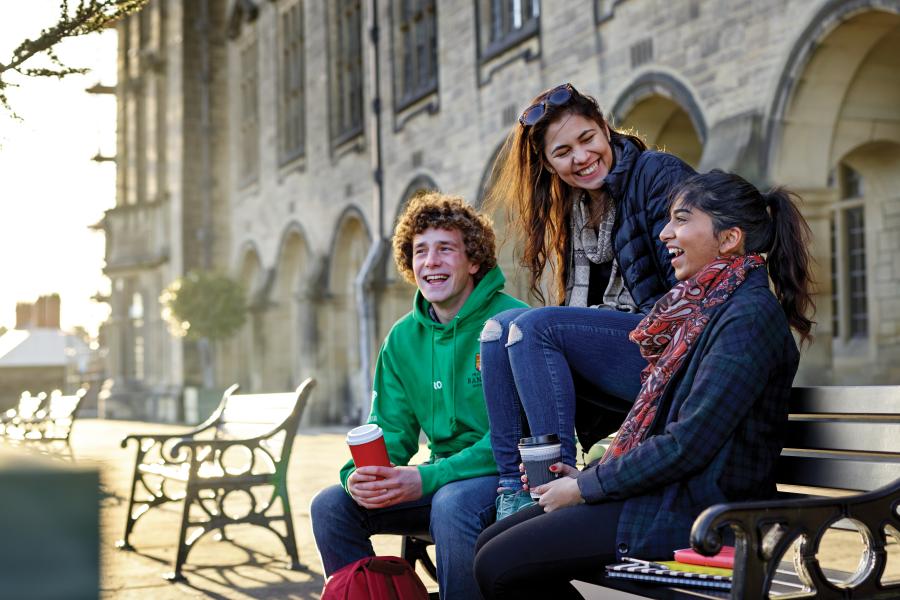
left=317, top=209, right=371, bottom=424
left=611, top=72, right=706, bottom=168
left=767, top=4, right=900, bottom=383
left=265, top=225, right=312, bottom=392
left=768, top=5, right=900, bottom=187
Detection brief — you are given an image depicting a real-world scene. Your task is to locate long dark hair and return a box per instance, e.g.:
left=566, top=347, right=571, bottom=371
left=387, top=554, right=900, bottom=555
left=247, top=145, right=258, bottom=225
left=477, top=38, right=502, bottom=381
left=672, top=170, right=816, bottom=342
left=484, top=84, right=646, bottom=304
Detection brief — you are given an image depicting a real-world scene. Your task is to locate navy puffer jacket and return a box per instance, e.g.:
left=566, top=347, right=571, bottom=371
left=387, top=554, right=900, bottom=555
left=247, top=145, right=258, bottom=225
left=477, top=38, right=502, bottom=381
left=604, top=135, right=695, bottom=312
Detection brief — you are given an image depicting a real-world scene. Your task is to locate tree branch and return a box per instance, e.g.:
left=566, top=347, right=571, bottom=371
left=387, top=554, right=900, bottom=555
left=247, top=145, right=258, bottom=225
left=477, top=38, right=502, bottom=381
left=0, top=0, right=149, bottom=117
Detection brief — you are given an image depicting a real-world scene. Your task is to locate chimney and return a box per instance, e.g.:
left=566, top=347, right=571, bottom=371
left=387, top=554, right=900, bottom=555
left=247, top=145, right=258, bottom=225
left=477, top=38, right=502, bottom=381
left=42, top=294, right=61, bottom=329
left=35, top=296, right=47, bottom=327
left=14, top=295, right=61, bottom=329
left=15, top=303, right=33, bottom=329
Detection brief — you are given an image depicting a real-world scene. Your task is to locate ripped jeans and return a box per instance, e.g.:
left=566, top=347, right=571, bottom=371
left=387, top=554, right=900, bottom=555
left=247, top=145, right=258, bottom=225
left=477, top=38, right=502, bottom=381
left=479, top=307, right=647, bottom=488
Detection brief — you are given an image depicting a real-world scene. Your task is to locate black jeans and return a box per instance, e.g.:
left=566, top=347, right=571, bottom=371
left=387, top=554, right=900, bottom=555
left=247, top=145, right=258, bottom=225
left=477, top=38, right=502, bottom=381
left=473, top=500, right=625, bottom=599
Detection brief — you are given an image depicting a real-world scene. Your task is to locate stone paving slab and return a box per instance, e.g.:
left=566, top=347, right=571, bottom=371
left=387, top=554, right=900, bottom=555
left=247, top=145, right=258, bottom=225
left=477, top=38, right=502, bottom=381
left=36, top=419, right=900, bottom=598
left=70, top=419, right=432, bottom=599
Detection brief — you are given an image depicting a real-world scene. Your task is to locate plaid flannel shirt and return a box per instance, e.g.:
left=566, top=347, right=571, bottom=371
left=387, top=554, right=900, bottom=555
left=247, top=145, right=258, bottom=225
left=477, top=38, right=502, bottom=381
left=577, top=268, right=800, bottom=559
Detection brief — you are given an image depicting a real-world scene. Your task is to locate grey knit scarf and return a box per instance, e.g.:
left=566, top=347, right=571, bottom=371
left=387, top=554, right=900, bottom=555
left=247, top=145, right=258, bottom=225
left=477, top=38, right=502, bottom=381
left=564, top=192, right=637, bottom=312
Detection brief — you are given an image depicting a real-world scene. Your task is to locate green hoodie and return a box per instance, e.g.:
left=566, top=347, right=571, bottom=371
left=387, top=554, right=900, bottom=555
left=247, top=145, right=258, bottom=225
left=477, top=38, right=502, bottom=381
left=339, top=266, right=527, bottom=496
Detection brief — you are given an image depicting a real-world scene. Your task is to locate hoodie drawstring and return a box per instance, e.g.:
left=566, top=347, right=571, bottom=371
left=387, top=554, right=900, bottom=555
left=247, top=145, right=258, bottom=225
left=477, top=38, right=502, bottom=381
left=430, top=327, right=436, bottom=437
left=449, top=319, right=458, bottom=431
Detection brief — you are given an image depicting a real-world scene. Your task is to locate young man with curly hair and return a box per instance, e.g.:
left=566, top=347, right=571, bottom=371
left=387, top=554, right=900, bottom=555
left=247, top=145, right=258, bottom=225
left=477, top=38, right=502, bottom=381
left=311, top=192, right=527, bottom=599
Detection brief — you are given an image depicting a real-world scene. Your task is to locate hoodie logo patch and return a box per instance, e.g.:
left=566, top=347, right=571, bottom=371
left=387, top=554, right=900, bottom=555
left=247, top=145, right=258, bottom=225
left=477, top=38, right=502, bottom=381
left=468, top=353, right=483, bottom=387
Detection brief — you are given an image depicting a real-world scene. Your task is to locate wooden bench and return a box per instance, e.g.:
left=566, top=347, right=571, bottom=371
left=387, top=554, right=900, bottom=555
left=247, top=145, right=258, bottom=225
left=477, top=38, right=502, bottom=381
left=2, top=390, right=86, bottom=459
left=573, top=385, right=900, bottom=599
left=0, top=391, right=47, bottom=435
left=403, top=386, right=900, bottom=599
left=116, top=378, right=315, bottom=581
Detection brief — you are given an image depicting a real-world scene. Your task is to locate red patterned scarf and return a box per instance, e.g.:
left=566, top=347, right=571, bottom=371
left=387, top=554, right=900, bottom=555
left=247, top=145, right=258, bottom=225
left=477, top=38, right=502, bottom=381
left=600, top=254, right=766, bottom=464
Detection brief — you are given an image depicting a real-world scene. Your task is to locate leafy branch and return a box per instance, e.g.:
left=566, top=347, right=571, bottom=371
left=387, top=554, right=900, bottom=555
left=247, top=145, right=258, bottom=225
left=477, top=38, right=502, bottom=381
left=0, top=0, right=148, bottom=117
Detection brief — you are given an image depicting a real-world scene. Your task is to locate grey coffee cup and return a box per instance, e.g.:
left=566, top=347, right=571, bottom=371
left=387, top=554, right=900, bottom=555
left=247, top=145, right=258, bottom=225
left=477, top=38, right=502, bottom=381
left=518, top=434, right=562, bottom=499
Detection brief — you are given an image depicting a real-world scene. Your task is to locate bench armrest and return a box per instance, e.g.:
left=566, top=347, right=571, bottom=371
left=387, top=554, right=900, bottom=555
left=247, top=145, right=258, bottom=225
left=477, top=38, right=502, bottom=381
left=690, top=478, right=900, bottom=598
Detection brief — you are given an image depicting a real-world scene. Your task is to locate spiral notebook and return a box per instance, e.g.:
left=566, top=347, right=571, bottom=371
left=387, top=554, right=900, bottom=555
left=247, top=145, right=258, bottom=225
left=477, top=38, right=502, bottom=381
left=605, top=561, right=732, bottom=590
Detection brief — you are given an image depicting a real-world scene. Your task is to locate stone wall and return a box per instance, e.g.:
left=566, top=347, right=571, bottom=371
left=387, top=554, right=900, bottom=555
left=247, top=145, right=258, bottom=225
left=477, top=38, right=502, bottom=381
left=106, top=0, right=900, bottom=423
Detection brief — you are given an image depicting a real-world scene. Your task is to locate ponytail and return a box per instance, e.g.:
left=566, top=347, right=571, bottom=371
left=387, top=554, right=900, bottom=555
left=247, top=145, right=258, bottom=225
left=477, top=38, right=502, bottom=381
left=763, top=188, right=815, bottom=343
left=672, top=171, right=816, bottom=343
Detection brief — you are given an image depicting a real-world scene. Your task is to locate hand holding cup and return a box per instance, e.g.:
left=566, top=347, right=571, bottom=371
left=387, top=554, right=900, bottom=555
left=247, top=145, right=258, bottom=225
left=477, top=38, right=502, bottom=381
left=347, top=423, right=391, bottom=468
left=518, top=434, right=563, bottom=499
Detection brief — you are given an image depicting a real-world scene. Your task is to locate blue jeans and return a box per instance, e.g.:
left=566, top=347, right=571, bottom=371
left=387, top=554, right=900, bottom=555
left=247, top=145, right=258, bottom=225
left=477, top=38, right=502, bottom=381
left=310, top=475, right=497, bottom=600
left=480, top=307, right=646, bottom=486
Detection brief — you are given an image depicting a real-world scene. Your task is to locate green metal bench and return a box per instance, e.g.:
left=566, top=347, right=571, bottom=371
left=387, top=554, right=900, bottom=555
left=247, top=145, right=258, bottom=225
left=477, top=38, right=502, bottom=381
left=116, top=378, right=315, bottom=581
left=0, top=391, right=47, bottom=436
left=3, top=389, right=86, bottom=459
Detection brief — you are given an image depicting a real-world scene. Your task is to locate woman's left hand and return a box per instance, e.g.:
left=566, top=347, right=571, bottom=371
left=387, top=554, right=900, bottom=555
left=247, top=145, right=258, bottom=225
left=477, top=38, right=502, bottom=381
left=535, top=476, right=585, bottom=512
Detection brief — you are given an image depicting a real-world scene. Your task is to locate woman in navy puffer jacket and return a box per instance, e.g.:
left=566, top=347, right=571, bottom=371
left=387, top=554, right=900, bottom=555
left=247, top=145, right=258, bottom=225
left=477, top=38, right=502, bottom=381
left=480, top=83, right=695, bottom=518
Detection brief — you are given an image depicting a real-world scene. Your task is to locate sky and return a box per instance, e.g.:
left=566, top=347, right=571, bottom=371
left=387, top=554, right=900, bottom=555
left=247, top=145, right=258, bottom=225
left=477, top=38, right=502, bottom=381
left=0, top=1, right=117, bottom=337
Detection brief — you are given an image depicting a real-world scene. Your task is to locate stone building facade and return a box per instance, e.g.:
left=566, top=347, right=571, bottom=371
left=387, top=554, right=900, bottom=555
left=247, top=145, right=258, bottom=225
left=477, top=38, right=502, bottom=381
left=101, top=0, right=900, bottom=423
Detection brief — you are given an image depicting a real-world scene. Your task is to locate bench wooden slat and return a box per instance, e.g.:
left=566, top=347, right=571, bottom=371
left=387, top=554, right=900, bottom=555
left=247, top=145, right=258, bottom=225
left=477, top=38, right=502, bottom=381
left=221, top=399, right=296, bottom=426
left=16, top=397, right=44, bottom=418
left=791, top=386, right=900, bottom=415
left=222, top=393, right=296, bottom=412
left=785, top=420, right=900, bottom=455
left=776, top=454, right=900, bottom=492
left=46, top=395, right=82, bottom=420
left=217, top=423, right=281, bottom=439
left=220, top=408, right=293, bottom=424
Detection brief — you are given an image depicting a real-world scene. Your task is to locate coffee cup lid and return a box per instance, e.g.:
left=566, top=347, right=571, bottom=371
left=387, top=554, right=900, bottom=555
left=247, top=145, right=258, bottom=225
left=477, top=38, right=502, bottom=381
left=518, top=433, right=560, bottom=447
left=347, top=423, right=384, bottom=445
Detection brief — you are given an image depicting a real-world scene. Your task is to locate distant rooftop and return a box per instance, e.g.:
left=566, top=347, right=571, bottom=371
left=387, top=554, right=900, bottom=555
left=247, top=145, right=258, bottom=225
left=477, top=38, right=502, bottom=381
left=0, top=328, right=88, bottom=368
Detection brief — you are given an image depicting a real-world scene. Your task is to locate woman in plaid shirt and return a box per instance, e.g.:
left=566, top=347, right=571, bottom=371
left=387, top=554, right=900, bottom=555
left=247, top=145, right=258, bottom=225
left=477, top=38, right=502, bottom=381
left=474, top=171, right=815, bottom=599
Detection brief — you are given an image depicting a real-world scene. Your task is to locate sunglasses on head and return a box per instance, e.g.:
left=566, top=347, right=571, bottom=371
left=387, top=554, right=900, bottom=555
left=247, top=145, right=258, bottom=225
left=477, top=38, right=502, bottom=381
left=518, top=83, right=575, bottom=127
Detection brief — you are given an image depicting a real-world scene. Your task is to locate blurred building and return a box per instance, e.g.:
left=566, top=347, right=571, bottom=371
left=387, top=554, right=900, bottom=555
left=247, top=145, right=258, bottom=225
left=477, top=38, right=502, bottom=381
left=0, top=295, right=92, bottom=408
left=99, top=0, right=900, bottom=423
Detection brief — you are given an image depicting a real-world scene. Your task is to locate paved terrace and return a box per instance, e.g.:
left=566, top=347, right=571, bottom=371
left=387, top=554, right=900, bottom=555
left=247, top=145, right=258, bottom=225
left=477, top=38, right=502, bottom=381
left=76, top=418, right=432, bottom=600
left=35, top=420, right=900, bottom=598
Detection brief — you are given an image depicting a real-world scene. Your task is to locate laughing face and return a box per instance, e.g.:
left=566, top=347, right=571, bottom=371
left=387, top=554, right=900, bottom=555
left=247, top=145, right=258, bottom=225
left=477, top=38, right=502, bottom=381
left=543, top=113, right=613, bottom=191
left=412, top=227, right=480, bottom=323
left=660, top=196, right=743, bottom=281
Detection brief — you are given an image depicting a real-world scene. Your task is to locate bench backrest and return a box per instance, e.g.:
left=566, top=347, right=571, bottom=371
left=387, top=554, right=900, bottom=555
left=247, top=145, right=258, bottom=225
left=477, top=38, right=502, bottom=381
left=15, top=392, right=46, bottom=419
left=203, top=379, right=314, bottom=474
left=777, top=386, right=900, bottom=493
left=216, top=390, right=303, bottom=440
left=45, top=390, right=86, bottom=422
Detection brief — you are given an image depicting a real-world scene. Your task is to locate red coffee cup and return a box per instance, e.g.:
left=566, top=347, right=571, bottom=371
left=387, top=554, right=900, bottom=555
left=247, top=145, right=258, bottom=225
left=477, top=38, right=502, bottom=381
left=347, top=424, right=391, bottom=468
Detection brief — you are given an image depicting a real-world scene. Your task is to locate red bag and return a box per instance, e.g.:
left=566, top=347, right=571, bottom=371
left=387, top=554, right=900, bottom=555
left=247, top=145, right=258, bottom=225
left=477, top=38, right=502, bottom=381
left=321, top=556, right=430, bottom=600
